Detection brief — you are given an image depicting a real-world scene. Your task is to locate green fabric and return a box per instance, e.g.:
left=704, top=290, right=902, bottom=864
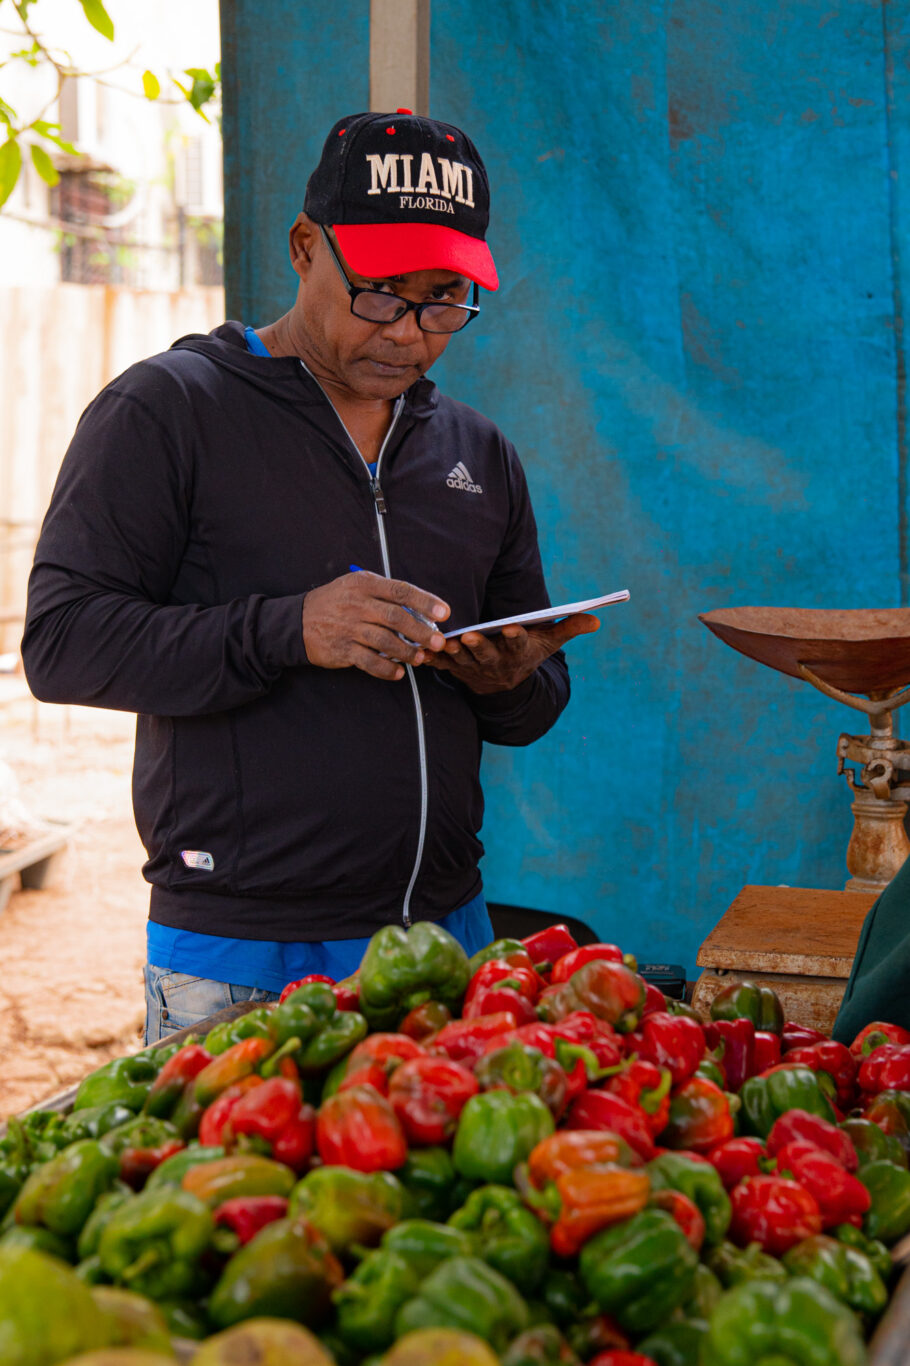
left=833, top=853, right=910, bottom=1042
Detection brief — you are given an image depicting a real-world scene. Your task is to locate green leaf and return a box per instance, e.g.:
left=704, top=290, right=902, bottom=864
left=141, top=69, right=160, bottom=100
left=0, top=97, right=16, bottom=128
left=183, top=68, right=217, bottom=112
left=77, top=0, right=114, bottom=41
left=32, top=120, right=79, bottom=154
left=0, top=137, right=22, bottom=209
left=30, top=142, right=59, bottom=186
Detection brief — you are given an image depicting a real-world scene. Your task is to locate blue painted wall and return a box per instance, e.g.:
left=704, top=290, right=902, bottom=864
left=221, top=1, right=907, bottom=972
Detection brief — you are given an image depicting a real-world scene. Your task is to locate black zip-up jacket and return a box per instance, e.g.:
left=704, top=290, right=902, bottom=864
left=22, top=322, right=570, bottom=941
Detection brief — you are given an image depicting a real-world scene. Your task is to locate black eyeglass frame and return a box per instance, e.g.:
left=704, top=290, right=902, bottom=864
left=318, top=224, right=480, bottom=334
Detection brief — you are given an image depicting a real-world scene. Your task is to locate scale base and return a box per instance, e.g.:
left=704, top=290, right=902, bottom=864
left=692, top=884, right=876, bottom=1032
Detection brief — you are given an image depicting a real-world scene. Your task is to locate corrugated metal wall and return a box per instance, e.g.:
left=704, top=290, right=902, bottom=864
left=221, top=1, right=908, bottom=971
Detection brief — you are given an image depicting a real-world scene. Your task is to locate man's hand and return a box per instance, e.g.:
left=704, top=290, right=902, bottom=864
left=302, top=571, right=450, bottom=680
left=427, top=613, right=600, bottom=694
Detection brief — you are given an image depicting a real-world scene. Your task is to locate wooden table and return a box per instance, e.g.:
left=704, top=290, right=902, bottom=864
left=691, top=884, right=877, bottom=1033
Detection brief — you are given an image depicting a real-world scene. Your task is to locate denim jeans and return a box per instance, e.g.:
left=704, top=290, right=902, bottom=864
left=143, top=964, right=281, bottom=1045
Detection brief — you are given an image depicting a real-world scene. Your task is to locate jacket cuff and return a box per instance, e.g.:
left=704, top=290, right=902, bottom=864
left=467, top=672, right=537, bottom=716
left=257, top=594, right=308, bottom=669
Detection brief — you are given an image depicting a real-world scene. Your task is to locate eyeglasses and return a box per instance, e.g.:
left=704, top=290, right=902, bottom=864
left=319, top=224, right=480, bottom=334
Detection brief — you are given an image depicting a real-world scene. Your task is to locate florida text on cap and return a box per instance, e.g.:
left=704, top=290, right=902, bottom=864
left=304, top=109, right=499, bottom=291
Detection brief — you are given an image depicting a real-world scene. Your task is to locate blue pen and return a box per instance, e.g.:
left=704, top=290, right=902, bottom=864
left=349, top=564, right=434, bottom=631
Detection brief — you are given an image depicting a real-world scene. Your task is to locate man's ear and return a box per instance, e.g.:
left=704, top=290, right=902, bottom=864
left=289, top=214, right=318, bottom=281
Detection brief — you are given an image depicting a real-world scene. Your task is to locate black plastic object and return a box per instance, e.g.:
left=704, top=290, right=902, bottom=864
left=636, top=964, right=688, bottom=1001
left=486, top=902, right=599, bottom=947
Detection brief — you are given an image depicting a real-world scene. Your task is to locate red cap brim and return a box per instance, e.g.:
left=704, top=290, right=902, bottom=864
left=334, top=221, right=499, bottom=291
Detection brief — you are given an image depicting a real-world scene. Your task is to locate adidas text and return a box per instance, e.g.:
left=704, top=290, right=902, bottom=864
left=446, top=462, right=482, bottom=494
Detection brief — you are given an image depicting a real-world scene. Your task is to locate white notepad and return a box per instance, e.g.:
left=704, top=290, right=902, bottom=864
left=443, top=590, right=630, bottom=639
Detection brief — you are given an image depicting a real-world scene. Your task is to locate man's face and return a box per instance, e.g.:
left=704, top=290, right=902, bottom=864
left=291, top=219, right=473, bottom=401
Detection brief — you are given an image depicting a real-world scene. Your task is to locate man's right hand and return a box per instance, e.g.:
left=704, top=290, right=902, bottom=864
left=302, top=571, right=450, bottom=680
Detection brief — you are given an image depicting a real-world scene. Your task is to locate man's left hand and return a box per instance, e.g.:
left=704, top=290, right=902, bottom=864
left=426, top=613, right=600, bottom=694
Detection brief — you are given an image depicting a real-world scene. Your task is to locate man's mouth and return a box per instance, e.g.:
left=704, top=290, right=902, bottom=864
left=366, top=357, right=417, bottom=374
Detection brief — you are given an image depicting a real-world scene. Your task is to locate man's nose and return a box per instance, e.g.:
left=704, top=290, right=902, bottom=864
left=380, top=306, right=424, bottom=344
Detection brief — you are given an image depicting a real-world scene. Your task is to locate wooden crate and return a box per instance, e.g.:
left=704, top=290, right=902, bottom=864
left=691, top=885, right=876, bottom=1033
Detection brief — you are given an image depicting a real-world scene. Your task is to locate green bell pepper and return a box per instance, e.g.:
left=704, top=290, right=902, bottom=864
left=782, top=1234, right=888, bottom=1318
left=98, top=1115, right=181, bottom=1158
left=0, top=1224, right=76, bottom=1261
left=203, top=1006, right=274, bottom=1055
left=858, top=1158, right=910, bottom=1243
left=381, top=1219, right=473, bottom=1277
left=700, top=1275, right=867, bottom=1366
left=501, top=1324, right=581, bottom=1365
left=334, top=1248, right=422, bottom=1352
left=290, top=1166, right=408, bottom=1255
left=738, top=1065, right=836, bottom=1138
left=832, top=1222, right=893, bottom=1282
left=73, top=1053, right=161, bottom=1112
left=453, top=1091, right=555, bottom=1185
left=468, top=939, right=529, bottom=975
left=448, top=1184, right=550, bottom=1296
left=208, top=1215, right=343, bottom=1329
left=538, top=1268, right=591, bottom=1327
left=13, top=1139, right=118, bottom=1236
left=144, top=1143, right=225, bottom=1189
left=298, top=1008, right=368, bottom=1077
left=578, top=1208, right=698, bottom=1336
left=266, top=991, right=321, bottom=1047
left=696, top=1057, right=727, bottom=1089
left=55, top=1102, right=136, bottom=1146
left=704, top=1239, right=789, bottom=1288
left=710, top=980, right=784, bottom=1033
left=358, top=922, right=471, bottom=1031
left=0, top=1156, right=30, bottom=1223
left=841, top=1117, right=908, bottom=1169
left=97, top=1186, right=213, bottom=1300
left=0, top=1244, right=112, bottom=1365
left=646, top=1152, right=732, bottom=1245
left=395, top=1146, right=466, bottom=1222
left=682, top=1262, right=723, bottom=1319
left=76, top=1186, right=134, bottom=1261
left=394, top=1254, right=530, bottom=1353
left=637, top=1318, right=710, bottom=1366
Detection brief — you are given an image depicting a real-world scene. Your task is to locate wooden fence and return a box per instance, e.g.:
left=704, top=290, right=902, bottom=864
left=0, top=285, right=225, bottom=654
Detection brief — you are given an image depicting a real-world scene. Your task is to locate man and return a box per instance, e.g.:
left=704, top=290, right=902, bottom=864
left=22, top=110, right=600, bottom=1042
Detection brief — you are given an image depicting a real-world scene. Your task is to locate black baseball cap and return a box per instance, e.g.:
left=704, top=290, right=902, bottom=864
left=304, top=109, right=498, bottom=291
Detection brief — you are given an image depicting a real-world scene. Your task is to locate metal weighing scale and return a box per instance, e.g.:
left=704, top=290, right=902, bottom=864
left=690, top=606, right=910, bottom=1029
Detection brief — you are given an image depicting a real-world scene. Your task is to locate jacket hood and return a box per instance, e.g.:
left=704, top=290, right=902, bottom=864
left=170, top=320, right=440, bottom=418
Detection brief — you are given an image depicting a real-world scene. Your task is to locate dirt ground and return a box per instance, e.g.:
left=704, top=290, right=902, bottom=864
left=0, top=693, right=149, bottom=1120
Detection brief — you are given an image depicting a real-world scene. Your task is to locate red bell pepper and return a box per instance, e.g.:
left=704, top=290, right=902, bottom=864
left=338, top=1061, right=390, bottom=1096
left=702, top=1019, right=754, bottom=1093
left=660, top=1077, right=734, bottom=1153
left=551, top=1011, right=624, bottom=1069
left=765, top=1108, right=858, bottom=1172
left=341, top=1032, right=426, bottom=1078
left=316, top=1083, right=408, bottom=1171
left=650, top=1188, right=706, bottom=1251
left=194, top=1036, right=276, bottom=1106
left=332, top=973, right=360, bottom=1012
left=850, top=1020, right=910, bottom=1058
left=119, top=1139, right=185, bottom=1190
left=464, top=959, right=541, bottom=1005
left=278, top=973, right=335, bottom=1004
left=641, top=981, right=668, bottom=1017
left=537, top=960, right=647, bottom=1033
left=781, top=1021, right=828, bottom=1053
left=706, top=1136, right=768, bottom=1190
left=628, top=1011, right=705, bottom=1086
left=604, top=1060, right=672, bottom=1137
left=388, top=1054, right=478, bottom=1145
left=430, top=1012, right=519, bottom=1066
left=550, top=943, right=624, bottom=982
left=729, top=1174, right=822, bottom=1254
left=198, top=1075, right=264, bottom=1147
left=526, top=1129, right=643, bottom=1181
left=771, top=1140, right=870, bottom=1226
left=144, top=1043, right=214, bottom=1118
left=753, top=1030, right=782, bottom=1074
left=783, top=1041, right=857, bottom=1109
left=228, top=1076, right=316, bottom=1172
left=565, top=1090, right=656, bottom=1161
left=213, top=1194, right=289, bottom=1247
left=521, top=923, right=578, bottom=972
left=589, top=1356, right=659, bottom=1366
left=463, top=984, right=538, bottom=1024
left=859, top=1043, right=910, bottom=1095
left=399, top=1001, right=452, bottom=1040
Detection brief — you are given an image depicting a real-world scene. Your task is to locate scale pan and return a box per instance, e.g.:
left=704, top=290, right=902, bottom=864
left=699, top=606, right=910, bottom=694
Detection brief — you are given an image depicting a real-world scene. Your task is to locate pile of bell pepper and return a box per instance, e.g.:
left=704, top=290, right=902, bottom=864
left=1, top=918, right=909, bottom=1364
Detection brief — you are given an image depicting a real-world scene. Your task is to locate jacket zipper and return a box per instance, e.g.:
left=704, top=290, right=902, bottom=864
left=298, top=365, right=427, bottom=930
